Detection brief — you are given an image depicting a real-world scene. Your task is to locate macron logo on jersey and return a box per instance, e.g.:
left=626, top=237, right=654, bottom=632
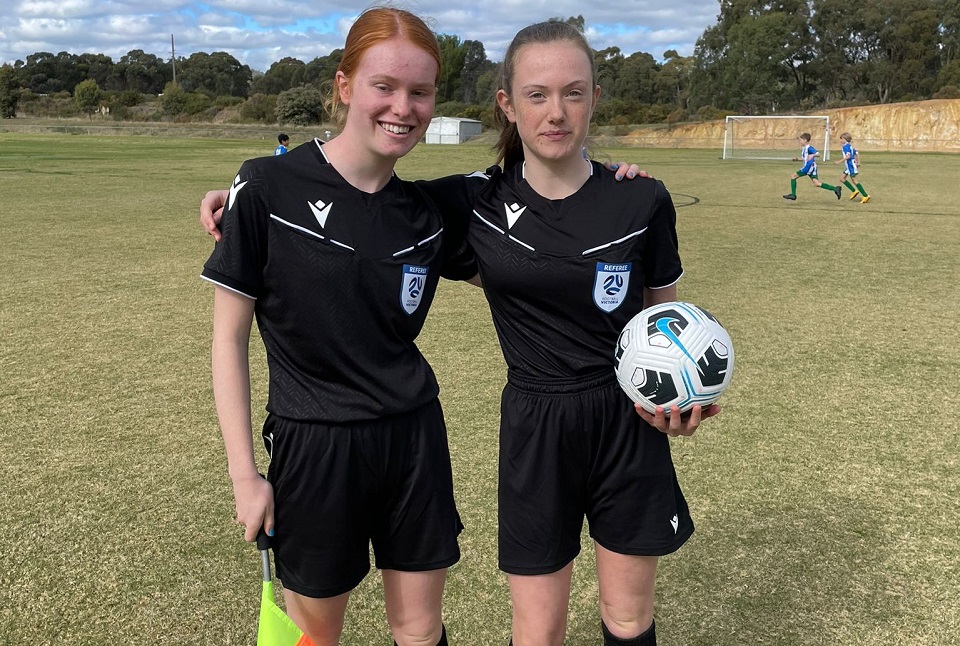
left=228, top=175, right=248, bottom=210
left=504, top=202, right=526, bottom=229
left=670, top=514, right=679, bottom=534
left=308, top=199, right=333, bottom=228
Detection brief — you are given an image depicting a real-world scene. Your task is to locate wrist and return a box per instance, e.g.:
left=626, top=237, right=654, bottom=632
left=228, top=464, right=261, bottom=483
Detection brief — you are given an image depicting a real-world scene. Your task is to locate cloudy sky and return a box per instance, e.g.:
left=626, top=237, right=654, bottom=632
left=0, top=1, right=722, bottom=73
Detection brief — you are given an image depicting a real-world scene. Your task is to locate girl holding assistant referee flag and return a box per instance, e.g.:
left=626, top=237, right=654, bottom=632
left=201, top=8, right=476, bottom=645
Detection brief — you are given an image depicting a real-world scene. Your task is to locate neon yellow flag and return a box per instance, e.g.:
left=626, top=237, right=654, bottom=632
left=258, top=579, right=314, bottom=646
left=256, top=528, right=314, bottom=646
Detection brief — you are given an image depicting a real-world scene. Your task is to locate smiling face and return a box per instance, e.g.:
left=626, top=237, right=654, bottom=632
left=336, top=37, right=438, bottom=162
left=497, top=40, right=600, bottom=167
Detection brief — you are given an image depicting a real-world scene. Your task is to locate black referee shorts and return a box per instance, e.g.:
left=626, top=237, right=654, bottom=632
left=263, top=398, right=463, bottom=598
left=498, top=370, right=693, bottom=575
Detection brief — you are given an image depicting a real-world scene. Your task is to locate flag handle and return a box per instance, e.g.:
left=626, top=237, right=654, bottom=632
left=257, top=527, right=272, bottom=583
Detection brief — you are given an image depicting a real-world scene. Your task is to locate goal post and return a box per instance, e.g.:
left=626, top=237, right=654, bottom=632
left=722, top=115, right=830, bottom=161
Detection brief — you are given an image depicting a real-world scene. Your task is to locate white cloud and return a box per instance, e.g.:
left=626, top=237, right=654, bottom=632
left=0, top=1, right=720, bottom=72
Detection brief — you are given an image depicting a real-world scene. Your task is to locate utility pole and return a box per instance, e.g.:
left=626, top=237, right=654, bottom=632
left=171, top=34, right=177, bottom=86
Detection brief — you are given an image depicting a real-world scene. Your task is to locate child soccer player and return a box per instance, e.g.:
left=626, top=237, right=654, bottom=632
left=836, top=132, right=870, bottom=203
left=783, top=133, right=842, bottom=201
left=274, top=133, right=289, bottom=155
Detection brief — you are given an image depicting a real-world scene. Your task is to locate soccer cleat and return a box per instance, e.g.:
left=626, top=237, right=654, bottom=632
left=783, top=194, right=797, bottom=201
left=834, top=186, right=842, bottom=199
left=849, top=191, right=860, bottom=200
left=860, top=195, right=870, bottom=204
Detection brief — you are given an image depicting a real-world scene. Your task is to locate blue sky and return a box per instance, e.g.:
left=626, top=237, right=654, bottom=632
left=0, top=1, right=722, bottom=73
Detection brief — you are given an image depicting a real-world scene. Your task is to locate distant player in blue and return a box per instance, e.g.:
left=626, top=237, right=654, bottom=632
left=783, top=133, right=842, bottom=201
left=836, top=132, right=870, bottom=203
left=274, top=133, right=289, bottom=156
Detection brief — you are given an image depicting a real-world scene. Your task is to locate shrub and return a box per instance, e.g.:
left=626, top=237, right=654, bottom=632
left=666, top=108, right=687, bottom=125
left=116, top=90, right=143, bottom=107
left=276, top=86, right=324, bottom=125
left=240, top=93, right=277, bottom=123
left=159, top=82, right=188, bottom=116
left=933, top=85, right=960, bottom=99
left=184, top=92, right=213, bottom=115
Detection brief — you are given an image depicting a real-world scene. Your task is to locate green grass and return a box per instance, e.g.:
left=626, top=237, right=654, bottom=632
left=1, top=132, right=958, bottom=645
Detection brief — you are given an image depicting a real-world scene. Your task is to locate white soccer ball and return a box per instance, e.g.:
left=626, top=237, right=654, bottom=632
left=614, top=301, right=734, bottom=415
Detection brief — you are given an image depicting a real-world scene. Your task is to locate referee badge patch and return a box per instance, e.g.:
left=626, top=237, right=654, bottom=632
left=593, top=262, right=631, bottom=312
left=401, top=264, right=429, bottom=315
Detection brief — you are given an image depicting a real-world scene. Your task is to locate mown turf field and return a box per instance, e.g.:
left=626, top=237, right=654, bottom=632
left=1, top=132, right=958, bottom=645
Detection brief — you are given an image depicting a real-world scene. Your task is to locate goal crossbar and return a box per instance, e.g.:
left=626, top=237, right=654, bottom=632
left=723, top=115, right=830, bottom=161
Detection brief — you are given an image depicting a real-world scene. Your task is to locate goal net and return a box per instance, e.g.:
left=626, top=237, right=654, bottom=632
left=722, top=115, right=830, bottom=161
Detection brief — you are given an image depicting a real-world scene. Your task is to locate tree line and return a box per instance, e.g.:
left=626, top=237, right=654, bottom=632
left=1, top=1, right=957, bottom=125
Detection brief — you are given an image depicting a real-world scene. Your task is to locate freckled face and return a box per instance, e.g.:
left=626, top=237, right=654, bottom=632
left=337, top=38, right=438, bottom=160
left=497, top=41, right=600, bottom=165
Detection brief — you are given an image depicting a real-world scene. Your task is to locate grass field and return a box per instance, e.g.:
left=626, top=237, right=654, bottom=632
left=1, top=132, right=958, bottom=646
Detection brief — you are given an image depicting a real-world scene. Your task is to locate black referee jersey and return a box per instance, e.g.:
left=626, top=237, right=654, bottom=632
left=202, top=139, right=476, bottom=422
left=420, top=161, right=683, bottom=381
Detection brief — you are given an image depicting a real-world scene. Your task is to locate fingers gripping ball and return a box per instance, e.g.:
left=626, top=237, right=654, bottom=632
left=615, top=302, right=734, bottom=415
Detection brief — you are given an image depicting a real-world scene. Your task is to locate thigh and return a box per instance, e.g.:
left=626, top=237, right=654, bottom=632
left=383, top=568, right=447, bottom=645
left=508, top=564, right=574, bottom=646
left=595, top=544, right=658, bottom=636
left=282, top=588, right=351, bottom=646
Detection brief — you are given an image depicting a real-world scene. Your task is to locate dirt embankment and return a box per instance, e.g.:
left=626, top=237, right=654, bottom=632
left=617, top=99, right=960, bottom=152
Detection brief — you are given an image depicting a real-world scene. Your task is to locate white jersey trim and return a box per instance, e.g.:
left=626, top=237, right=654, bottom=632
left=270, top=213, right=357, bottom=251
left=393, top=228, right=443, bottom=258
left=271, top=213, right=325, bottom=240
left=475, top=210, right=536, bottom=250
left=200, top=275, right=257, bottom=300
left=474, top=210, right=506, bottom=235
left=508, top=235, right=535, bottom=251
left=328, top=238, right=354, bottom=251
left=648, top=271, right=684, bottom=290
left=581, top=228, right=647, bottom=255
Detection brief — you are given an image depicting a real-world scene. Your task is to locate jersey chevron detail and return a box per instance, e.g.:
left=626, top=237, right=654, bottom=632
left=308, top=198, right=333, bottom=227
left=227, top=175, right=248, bottom=210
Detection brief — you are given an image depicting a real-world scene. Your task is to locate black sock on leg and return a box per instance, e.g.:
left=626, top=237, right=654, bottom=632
left=394, top=624, right=448, bottom=646
left=602, top=619, right=656, bottom=646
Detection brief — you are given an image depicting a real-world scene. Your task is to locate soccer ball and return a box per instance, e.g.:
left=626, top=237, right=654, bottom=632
left=614, top=301, right=734, bottom=415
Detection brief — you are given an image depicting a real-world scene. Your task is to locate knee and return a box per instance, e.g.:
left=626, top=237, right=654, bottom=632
left=599, top=599, right=654, bottom=639
left=391, top=620, right=444, bottom=646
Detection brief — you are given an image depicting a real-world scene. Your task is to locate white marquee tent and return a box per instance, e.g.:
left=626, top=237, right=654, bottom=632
left=425, top=116, right=483, bottom=144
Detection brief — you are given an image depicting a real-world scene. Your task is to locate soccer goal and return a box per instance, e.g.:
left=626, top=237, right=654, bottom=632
left=722, top=115, right=830, bottom=161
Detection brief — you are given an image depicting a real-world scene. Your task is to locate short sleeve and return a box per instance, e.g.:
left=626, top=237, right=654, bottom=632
left=200, top=162, right=270, bottom=298
left=417, top=172, right=490, bottom=281
left=642, top=180, right=683, bottom=289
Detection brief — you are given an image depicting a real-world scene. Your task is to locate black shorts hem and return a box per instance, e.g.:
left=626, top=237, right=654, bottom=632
left=498, top=550, right=579, bottom=576
left=591, top=524, right=694, bottom=558
left=279, top=568, right=369, bottom=599
left=377, top=551, right=462, bottom=573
